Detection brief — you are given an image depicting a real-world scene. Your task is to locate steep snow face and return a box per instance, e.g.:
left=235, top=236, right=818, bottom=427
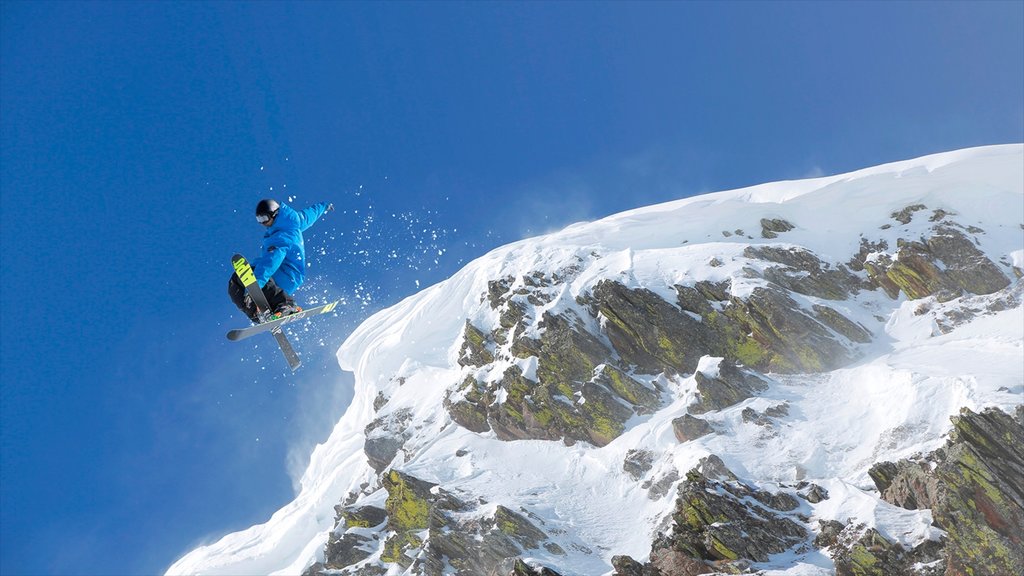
left=167, top=145, right=1023, bottom=576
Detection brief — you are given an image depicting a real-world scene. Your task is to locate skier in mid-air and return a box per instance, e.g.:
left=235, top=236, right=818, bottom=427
left=229, top=198, right=333, bottom=323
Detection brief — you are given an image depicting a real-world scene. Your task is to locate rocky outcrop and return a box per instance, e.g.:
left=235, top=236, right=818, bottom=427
left=364, top=408, right=413, bottom=472
left=829, top=525, right=943, bottom=576
left=308, top=469, right=566, bottom=576
left=934, top=407, right=1024, bottom=576
left=744, top=245, right=862, bottom=300
left=447, top=305, right=663, bottom=447
left=862, top=218, right=1010, bottom=301
left=856, top=406, right=1024, bottom=576
left=612, top=456, right=809, bottom=575
left=596, top=279, right=867, bottom=375
left=671, top=414, right=713, bottom=442
left=688, top=360, right=770, bottom=414
left=760, top=217, right=796, bottom=238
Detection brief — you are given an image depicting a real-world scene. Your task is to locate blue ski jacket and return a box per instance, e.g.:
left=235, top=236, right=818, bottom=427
left=252, top=202, right=330, bottom=294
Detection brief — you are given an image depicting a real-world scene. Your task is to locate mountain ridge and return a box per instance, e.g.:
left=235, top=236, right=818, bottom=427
left=169, top=144, right=1023, bottom=576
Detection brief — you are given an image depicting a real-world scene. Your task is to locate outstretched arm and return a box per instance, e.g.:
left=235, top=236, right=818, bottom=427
left=297, top=202, right=332, bottom=232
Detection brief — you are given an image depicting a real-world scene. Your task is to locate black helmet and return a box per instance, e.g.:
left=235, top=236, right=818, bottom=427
left=256, top=199, right=280, bottom=223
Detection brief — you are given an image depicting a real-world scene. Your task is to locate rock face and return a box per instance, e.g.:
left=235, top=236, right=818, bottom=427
left=856, top=407, right=1024, bottom=576
left=934, top=407, right=1024, bottom=576
left=306, top=469, right=566, bottom=576
left=862, top=223, right=1009, bottom=301
left=612, top=456, right=809, bottom=575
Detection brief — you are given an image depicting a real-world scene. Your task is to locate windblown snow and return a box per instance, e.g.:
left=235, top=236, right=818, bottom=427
left=168, top=144, right=1023, bottom=576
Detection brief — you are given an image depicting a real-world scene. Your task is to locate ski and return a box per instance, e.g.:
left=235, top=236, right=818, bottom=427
left=230, top=253, right=303, bottom=371
left=226, top=299, right=340, bottom=342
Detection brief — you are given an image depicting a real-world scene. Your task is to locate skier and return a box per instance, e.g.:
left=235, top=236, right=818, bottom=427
left=229, top=198, right=333, bottom=322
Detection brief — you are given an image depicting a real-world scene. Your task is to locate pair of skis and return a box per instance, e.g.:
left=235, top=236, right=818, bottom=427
left=228, top=254, right=339, bottom=371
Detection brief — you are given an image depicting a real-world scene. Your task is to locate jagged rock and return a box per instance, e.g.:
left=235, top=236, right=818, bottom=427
left=812, top=304, right=873, bottom=343
left=382, top=470, right=435, bottom=565
left=722, top=285, right=861, bottom=372
left=611, top=554, right=661, bottom=576
left=868, top=459, right=940, bottom=510
left=593, top=281, right=707, bottom=374
left=848, top=238, right=890, bottom=272
left=644, top=469, right=680, bottom=501
left=853, top=406, right=1023, bottom=576
left=672, top=465, right=807, bottom=563
left=689, top=360, right=769, bottom=414
left=864, top=227, right=1009, bottom=301
left=595, top=364, right=661, bottom=414
left=672, top=414, right=713, bottom=442
left=363, top=408, right=413, bottom=472
left=445, top=375, right=492, bottom=434
left=503, top=558, right=564, bottom=576
left=795, top=481, right=829, bottom=504
left=428, top=500, right=557, bottom=575
left=448, top=316, right=663, bottom=447
left=745, top=245, right=861, bottom=300
left=619, top=456, right=807, bottom=574
left=933, top=407, right=1024, bottom=576
left=488, top=276, right=515, bottom=309
left=832, top=527, right=912, bottom=576
left=933, top=279, right=1023, bottom=334
left=624, top=449, right=655, bottom=481
left=534, top=310, right=611, bottom=386
left=760, top=217, right=796, bottom=238
left=594, top=280, right=866, bottom=376
left=813, top=519, right=846, bottom=549
left=891, top=204, right=928, bottom=225
left=460, top=320, right=495, bottom=367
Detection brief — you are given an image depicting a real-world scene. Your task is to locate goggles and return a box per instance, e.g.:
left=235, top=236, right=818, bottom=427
left=256, top=212, right=275, bottom=223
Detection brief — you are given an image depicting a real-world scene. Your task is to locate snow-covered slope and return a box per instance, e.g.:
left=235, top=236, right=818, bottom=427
left=168, top=144, right=1023, bottom=576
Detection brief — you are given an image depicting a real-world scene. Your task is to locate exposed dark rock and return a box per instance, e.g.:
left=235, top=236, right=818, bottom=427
left=933, top=279, right=1023, bottom=334
left=672, top=414, right=713, bottom=442
left=643, top=469, right=680, bottom=501
left=593, top=281, right=707, bottom=375
left=363, top=408, right=413, bottom=472
left=445, top=375, right=492, bottom=434
left=373, top=391, right=389, bottom=412
left=745, top=245, right=861, bottom=300
left=832, top=527, right=912, bottom=576
left=624, top=449, right=655, bottom=481
left=848, top=238, right=890, bottom=272
left=892, top=204, right=928, bottom=225
left=760, top=217, right=796, bottom=238
left=618, top=456, right=807, bottom=574
left=447, top=309, right=665, bottom=446
left=796, top=481, right=829, bottom=504
left=846, top=406, right=1024, bottom=576
left=868, top=459, right=940, bottom=510
left=723, top=285, right=862, bottom=372
left=864, top=227, right=1009, bottom=300
left=504, top=557, right=564, bottom=576
left=933, top=407, right=1024, bottom=576
left=593, top=279, right=867, bottom=377
left=689, top=360, right=770, bottom=414
left=534, top=310, right=611, bottom=387
left=813, top=519, right=846, bottom=549
left=460, top=320, right=495, bottom=367
left=611, top=554, right=661, bottom=576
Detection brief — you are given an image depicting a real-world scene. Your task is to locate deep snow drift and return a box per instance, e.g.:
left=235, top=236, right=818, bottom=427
left=168, top=144, right=1023, bottom=576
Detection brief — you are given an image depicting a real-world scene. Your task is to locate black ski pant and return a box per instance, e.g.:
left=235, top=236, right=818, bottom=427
left=228, top=274, right=295, bottom=322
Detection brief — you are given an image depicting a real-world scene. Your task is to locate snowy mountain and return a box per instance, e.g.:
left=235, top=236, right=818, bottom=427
left=168, top=145, right=1024, bottom=576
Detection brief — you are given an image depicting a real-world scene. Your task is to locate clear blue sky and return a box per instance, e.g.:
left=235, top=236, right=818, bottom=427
left=1, top=2, right=1020, bottom=574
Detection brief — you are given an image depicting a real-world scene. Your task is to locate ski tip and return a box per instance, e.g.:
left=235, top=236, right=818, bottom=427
left=226, top=330, right=244, bottom=341
left=231, top=253, right=245, bottom=262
